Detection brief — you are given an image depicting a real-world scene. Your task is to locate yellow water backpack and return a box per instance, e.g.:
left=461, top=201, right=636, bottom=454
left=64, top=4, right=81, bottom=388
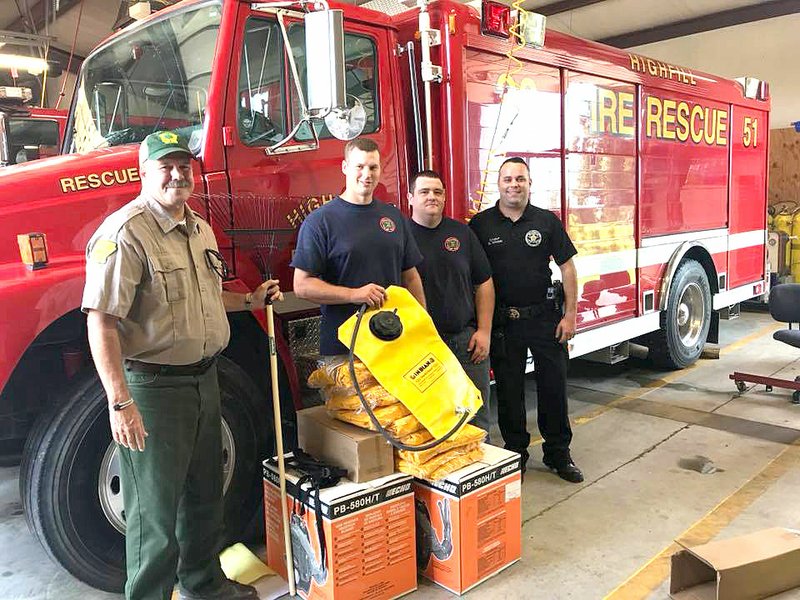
left=338, top=286, right=483, bottom=439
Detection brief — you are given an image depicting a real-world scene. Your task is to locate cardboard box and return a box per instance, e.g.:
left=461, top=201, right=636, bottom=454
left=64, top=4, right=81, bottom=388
left=413, top=444, right=522, bottom=595
left=264, top=458, right=417, bottom=600
left=670, top=528, right=800, bottom=600
left=297, top=406, right=394, bottom=483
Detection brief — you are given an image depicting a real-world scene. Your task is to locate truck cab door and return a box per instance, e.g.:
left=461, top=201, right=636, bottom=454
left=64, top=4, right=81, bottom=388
left=221, top=5, right=401, bottom=288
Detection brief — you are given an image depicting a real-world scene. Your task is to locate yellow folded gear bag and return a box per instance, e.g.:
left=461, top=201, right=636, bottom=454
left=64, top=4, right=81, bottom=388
left=387, top=414, right=425, bottom=437
left=396, top=446, right=484, bottom=480
left=338, top=286, right=483, bottom=439
left=333, top=403, right=410, bottom=430
left=395, top=423, right=486, bottom=465
left=324, top=385, right=400, bottom=411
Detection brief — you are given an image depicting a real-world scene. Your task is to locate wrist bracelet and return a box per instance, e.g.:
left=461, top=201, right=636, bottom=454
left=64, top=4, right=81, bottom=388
left=112, top=398, right=135, bottom=411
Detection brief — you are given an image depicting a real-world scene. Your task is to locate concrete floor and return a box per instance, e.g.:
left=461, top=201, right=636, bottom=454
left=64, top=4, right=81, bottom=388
left=2, top=310, right=800, bottom=599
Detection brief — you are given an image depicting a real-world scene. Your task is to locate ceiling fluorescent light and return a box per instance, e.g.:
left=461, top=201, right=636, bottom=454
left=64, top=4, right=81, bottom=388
left=0, top=54, right=49, bottom=74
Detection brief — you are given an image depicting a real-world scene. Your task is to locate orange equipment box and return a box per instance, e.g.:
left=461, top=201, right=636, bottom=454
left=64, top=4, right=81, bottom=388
left=413, top=444, right=522, bottom=595
left=263, top=458, right=417, bottom=600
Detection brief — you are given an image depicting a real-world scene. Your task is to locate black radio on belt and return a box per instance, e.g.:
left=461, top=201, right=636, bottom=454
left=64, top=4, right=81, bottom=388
left=547, top=281, right=565, bottom=315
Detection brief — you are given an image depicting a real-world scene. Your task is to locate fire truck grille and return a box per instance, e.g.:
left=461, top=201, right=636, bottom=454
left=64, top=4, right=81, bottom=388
left=286, top=315, right=323, bottom=404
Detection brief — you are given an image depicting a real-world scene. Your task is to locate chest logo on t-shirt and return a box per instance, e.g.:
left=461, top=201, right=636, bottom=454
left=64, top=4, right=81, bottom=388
left=443, top=236, right=460, bottom=252
left=525, top=229, right=542, bottom=247
left=379, top=217, right=396, bottom=233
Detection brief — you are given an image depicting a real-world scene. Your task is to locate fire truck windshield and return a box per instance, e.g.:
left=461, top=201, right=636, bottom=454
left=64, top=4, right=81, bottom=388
left=67, top=3, right=221, bottom=154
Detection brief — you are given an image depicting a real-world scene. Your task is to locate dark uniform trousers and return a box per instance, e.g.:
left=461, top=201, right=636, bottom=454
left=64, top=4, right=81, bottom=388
left=441, top=326, right=492, bottom=438
left=121, top=365, right=227, bottom=600
left=492, top=311, right=572, bottom=464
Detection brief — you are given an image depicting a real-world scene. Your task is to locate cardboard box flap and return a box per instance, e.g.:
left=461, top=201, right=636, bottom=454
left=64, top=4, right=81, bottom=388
left=670, top=529, right=800, bottom=600
left=669, top=550, right=718, bottom=600
left=684, top=528, right=800, bottom=571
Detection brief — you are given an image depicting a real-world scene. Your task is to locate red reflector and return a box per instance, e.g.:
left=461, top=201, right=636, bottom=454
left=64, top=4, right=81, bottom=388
left=481, top=0, right=511, bottom=38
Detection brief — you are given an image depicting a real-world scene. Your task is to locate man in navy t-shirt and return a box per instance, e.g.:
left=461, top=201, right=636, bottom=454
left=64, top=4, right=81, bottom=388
left=292, top=138, right=425, bottom=356
left=408, top=170, right=495, bottom=438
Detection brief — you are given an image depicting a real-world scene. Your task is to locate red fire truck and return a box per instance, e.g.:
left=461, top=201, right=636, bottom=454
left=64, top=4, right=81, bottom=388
left=0, top=0, right=768, bottom=590
left=0, top=87, right=67, bottom=166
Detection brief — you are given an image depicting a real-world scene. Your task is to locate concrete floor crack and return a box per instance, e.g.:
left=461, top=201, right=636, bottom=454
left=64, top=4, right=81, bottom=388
left=523, top=426, right=688, bottom=525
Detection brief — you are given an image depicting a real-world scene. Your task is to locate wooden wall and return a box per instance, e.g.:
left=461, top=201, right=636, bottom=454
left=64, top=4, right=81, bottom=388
left=769, top=127, right=800, bottom=208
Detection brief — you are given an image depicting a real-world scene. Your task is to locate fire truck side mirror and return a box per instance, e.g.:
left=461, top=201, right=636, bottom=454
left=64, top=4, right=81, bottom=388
left=304, top=9, right=346, bottom=115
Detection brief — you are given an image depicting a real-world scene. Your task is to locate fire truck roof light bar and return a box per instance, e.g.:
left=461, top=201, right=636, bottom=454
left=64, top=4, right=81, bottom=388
left=251, top=0, right=330, bottom=11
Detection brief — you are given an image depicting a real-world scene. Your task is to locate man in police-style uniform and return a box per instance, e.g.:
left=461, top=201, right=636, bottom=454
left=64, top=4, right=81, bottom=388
left=83, top=131, right=282, bottom=600
left=469, top=157, right=582, bottom=483
left=407, top=169, right=495, bottom=437
left=292, top=137, right=426, bottom=356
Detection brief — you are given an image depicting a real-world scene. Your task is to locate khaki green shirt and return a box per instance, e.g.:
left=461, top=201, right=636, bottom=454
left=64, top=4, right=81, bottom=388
left=82, top=194, right=229, bottom=364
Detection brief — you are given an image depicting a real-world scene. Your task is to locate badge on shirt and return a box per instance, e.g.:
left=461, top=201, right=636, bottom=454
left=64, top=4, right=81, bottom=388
left=525, top=229, right=542, bottom=247
left=443, top=236, right=460, bottom=252
left=379, top=217, right=396, bottom=233
left=90, top=239, right=118, bottom=263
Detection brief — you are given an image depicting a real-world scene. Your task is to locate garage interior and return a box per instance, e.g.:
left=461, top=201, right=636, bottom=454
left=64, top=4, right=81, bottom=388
left=2, top=0, right=800, bottom=599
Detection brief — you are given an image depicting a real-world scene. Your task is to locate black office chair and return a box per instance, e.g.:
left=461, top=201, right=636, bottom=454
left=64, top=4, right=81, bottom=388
left=730, top=283, right=800, bottom=404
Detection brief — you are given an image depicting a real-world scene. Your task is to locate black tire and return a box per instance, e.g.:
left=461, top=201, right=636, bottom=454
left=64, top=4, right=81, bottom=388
left=647, top=259, right=711, bottom=369
left=19, top=357, right=273, bottom=592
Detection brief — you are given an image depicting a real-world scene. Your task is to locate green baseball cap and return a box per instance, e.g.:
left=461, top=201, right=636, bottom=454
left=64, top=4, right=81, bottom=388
left=139, top=130, right=192, bottom=163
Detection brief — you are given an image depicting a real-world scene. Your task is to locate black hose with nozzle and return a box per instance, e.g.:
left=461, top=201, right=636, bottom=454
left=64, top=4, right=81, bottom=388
left=347, top=304, right=471, bottom=452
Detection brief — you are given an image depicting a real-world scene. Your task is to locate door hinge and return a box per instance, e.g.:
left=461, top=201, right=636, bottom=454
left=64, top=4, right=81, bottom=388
left=222, top=126, right=234, bottom=147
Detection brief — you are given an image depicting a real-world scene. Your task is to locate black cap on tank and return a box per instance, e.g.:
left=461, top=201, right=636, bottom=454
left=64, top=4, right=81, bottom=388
left=369, top=309, right=403, bottom=341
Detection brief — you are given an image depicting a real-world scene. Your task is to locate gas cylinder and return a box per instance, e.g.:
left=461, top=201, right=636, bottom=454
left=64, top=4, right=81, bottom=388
left=772, top=210, right=794, bottom=275
left=791, top=210, right=800, bottom=282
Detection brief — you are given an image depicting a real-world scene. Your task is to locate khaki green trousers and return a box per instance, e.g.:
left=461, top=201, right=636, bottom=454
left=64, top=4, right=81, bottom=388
left=121, top=365, right=227, bottom=600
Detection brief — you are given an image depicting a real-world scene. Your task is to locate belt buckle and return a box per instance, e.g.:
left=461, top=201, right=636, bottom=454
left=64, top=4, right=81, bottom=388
left=507, top=307, right=520, bottom=320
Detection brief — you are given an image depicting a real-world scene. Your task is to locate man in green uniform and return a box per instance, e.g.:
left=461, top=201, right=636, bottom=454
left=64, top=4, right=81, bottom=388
left=83, top=131, right=282, bottom=600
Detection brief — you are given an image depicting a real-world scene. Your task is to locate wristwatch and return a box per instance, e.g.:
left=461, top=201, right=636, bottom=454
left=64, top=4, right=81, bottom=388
left=244, top=292, right=254, bottom=310
left=112, top=398, right=135, bottom=411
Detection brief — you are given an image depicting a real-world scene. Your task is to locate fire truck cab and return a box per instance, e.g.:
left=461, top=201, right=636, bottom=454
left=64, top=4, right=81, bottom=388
left=0, top=0, right=768, bottom=590
left=0, top=86, right=67, bottom=167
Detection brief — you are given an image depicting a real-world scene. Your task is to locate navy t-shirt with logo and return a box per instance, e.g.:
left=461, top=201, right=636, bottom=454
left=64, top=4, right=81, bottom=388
left=410, top=217, right=491, bottom=336
left=469, top=204, right=576, bottom=307
left=291, top=196, right=423, bottom=355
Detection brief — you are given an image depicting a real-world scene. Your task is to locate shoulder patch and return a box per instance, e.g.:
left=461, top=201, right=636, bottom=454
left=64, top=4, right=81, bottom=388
left=90, top=239, right=118, bottom=264
left=104, top=200, right=147, bottom=233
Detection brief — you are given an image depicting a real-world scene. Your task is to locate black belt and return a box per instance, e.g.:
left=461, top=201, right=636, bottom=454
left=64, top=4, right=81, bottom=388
left=125, top=356, right=218, bottom=376
left=505, top=304, right=548, bottom=320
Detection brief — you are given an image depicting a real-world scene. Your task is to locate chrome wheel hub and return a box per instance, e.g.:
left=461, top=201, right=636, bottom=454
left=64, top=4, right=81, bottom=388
left=98, top=419, right=236, bottom=533
left=676, top=282, right=705, bottom=348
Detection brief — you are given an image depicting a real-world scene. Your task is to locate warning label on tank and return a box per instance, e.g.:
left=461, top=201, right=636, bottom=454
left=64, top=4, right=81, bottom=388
left=404, top=352, right=445, bottom=392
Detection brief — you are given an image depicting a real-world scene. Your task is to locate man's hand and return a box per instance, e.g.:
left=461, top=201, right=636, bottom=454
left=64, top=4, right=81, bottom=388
left=350, top=283, right=387, bottom=308
left=110, top=403, right=148, bottom=451
left=468, top=329, right=491, bottom=363
left=555, top=312, right=577, bottom=344
left=253, top=278, right=283, bottom=306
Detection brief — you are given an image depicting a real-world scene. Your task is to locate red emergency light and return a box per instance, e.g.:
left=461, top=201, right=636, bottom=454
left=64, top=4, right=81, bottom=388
left=481, top=0, right=512, bottom=39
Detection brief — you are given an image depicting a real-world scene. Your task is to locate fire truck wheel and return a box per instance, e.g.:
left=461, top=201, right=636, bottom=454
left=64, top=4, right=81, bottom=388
left=649, top=259, right=711, bottom=369
left=19, top=357, right=272, bottom=592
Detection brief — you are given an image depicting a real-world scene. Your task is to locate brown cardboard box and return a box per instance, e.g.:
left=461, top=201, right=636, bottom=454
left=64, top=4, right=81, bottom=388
left=414, top=444, right=522, bottom=595
left=297, top=405, right=394, bottom=483
left=670, top=528, right=800, bottom=600
left=264, top=460, right=417, bottom=600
